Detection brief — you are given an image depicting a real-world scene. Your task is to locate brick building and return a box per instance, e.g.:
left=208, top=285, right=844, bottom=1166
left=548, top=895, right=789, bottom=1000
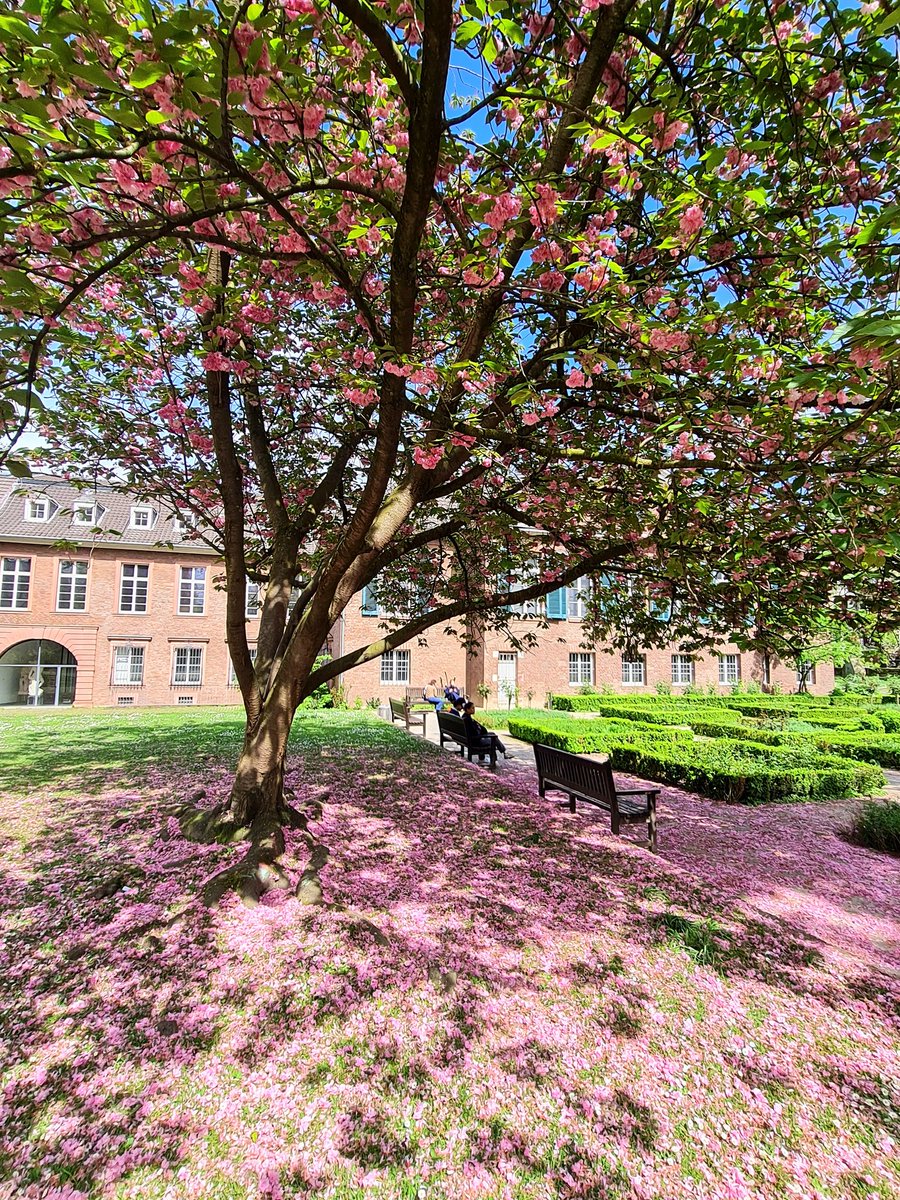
left=0, top=476, right=239, bottom=708
left=0, top=475, right=833, bottom=708
left=338, top=593, right=833, bottom=705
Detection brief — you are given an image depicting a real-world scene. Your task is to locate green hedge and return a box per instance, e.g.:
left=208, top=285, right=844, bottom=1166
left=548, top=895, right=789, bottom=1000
left=507, top=716, right=692, bottom=754
left=509, top=718, right=884, bottom=804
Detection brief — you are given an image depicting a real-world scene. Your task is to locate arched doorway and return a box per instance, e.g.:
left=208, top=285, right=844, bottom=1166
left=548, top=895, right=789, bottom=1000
left=0, top=640, right=77, bottom=706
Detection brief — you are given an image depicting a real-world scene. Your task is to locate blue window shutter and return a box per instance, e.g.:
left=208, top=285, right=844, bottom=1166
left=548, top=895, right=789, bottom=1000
left=361, top=585, right=378, bottom=616
left=546, top=587, right=567, bottom=620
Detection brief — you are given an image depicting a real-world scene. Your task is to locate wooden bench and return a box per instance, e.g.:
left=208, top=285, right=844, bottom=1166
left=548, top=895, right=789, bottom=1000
left=436, top=710, right=497, bottom=769
left=389, top=696, right=428, bottom=734
left=533, top=742, right=659, bottom=852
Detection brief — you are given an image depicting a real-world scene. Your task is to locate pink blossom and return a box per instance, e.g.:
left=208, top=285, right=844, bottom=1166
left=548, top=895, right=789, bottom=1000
left=484, top=193, right=522, bottom=230
left=678, top=204, right=705, bottom=239
left=413, top=445, right=444, bottom=469
left=529, top=183, right=559, bottom=227
left=300, top=105, right=325, bottom=138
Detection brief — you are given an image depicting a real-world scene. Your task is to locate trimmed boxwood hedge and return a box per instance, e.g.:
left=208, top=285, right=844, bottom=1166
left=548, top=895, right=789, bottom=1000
left=507, top=716, right=693, bottom=754
left=509, top=718, right=884, bottom=804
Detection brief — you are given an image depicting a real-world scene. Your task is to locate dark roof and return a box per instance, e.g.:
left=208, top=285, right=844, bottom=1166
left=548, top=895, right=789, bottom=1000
left=0, top=474, right=217, bottom=555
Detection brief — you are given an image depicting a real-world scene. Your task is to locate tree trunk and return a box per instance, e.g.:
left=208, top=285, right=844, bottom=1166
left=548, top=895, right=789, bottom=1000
left=227, top=688, right=295, bottom=826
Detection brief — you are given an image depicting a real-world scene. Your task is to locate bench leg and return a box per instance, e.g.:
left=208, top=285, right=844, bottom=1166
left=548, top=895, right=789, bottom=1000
left=610, top=810, right=621, bottom=836
left=538, top=780, right=546, bottom=798
left=648, top=798, right=657, bottom=853
left=569, top=794, right=577, bottom=813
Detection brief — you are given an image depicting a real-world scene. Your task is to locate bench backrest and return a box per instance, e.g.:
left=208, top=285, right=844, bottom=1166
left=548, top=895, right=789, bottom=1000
left=389, top=697, right=406, bottom=717
left=437, top=711, right=471, bottom=741
left=533, top=742, right=616, bottom=804
left=405, top=686, right=425, bottom=705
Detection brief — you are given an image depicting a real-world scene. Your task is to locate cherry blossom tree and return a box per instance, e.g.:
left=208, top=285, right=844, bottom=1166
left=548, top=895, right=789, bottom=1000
left=2, top=0, right=900, bottom=888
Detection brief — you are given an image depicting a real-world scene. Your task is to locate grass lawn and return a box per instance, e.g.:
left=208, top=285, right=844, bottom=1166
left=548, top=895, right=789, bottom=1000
left=0, top=707, right=898, bottom=1200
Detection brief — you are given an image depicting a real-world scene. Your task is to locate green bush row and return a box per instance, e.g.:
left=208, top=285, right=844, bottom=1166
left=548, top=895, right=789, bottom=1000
left=507, top=716, right=692, bottom=754
left=509, top=718, right=884, bottom=804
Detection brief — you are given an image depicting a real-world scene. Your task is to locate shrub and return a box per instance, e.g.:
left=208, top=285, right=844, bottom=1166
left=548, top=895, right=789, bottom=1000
left=509, top=718, right=884, bottom=803
left=508, top=716, right=692, bottom=754
left=847, top=801, right=900, bottom=854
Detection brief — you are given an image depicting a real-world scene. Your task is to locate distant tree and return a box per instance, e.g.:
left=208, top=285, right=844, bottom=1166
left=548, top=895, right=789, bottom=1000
left=2, top=0, right=900, bottom=894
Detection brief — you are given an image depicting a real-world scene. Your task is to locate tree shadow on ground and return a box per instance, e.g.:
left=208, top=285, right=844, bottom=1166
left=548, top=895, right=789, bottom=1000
left=0, top=716, right=898, bottom=1196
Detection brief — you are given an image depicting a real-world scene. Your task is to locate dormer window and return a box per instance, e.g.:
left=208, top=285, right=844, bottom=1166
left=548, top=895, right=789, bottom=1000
left=25, top=497, right=52, bottom=522
left=72, top=503, right=102, bottom=526
left=130, top=505, right=156, bottom=530
left=171, top=512, right=195, bottom=537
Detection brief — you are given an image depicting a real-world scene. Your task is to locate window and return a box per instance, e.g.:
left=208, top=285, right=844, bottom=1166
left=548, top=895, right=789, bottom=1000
left=380, top=649, right=410, bottom=684
left=797, top=663, right=816, bottom=687
left=361, top=585, right=379, bottom=616
left=567, top=577, right=591, bottom=620
left=172, top=646, right=203, bottom=685
left=621, top=656, right=645, bottom=686
left=0, top=557, right=31, bottom=610
left=112, top=645, right=145, bottom=686
left=57, top=561, right=88, bottom=611
left=117, top=696, right=134, bottom=706
left=130, top=505, right=156, bottom=529
left=671, top=654, right=694, bottom=686
left=228, top=645, right=257, bottom=686
left=25, top=498, right=51, bottom=522
left=245, top=581, right=261, bottom=619
left=569, top=652, right=594, bottom=686
left=719, top=654, right=740, bottom=685
left=178, top=566, right=206, bottom=615
left=177, top=695, right=195, bottom=705
left=120, top=564, right=149, bottom=613
left=72, top=502, right=101, bottom=526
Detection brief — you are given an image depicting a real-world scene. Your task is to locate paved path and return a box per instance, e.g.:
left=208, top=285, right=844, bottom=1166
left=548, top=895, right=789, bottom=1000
left=403, top=714, right=900, bottom=984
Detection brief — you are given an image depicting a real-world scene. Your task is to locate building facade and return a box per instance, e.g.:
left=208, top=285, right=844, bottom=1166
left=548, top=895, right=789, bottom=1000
left=0, top=475, right=834, bottom=708
left=337, top=596, right=834, bottom=705
left=0, top=477, right=241, bottom=707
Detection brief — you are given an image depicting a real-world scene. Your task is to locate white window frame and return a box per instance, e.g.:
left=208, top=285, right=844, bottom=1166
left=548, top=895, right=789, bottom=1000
left=718, top=654, right=740, bottom=685
left=567, top=576, right=591, bottom=621
left=172, top=645, right=204, bottom=685
left=569, top=652, right=594, bottom=686
left=25, top=497, right=51, bottom=522
left=671, top=654, right=694, bottom=686
left=120, top=563, right=149, bottom=614
left=380, top=649, right=410, bottom=685
left=112, top=644, right=145, bottom=686
left=129, top=505, right=156, bottom=530
left=178, top=566, right=206, bottom=616
left=245, top=581, right=261, bottom=619
left=0, top=557, right=31, bottom=610
left=57, top=560, right=88, bottom=612
left=228, top=645, right=258, bottom=686
left=621, top=656, right=645, bottom=686
left=797, top=663, right=816, bottom=687
left=72, top=502, right=101, bottom=526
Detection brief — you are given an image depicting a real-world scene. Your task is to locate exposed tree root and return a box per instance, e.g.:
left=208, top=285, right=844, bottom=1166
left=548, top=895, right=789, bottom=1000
left=176, top=786, right=331, bottom=909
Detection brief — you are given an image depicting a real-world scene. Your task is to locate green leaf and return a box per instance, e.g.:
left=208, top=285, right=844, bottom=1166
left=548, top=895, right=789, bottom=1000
left=247, top=3, right=264, bottom=18
left=5, top=459, right=33, bottom=479
left=456, top=18, right=481, bottom=47
left=145, top=110, right=169, bottom=125
left=876, top=8, right=900, bottom=34
left=130, top=61, right=168, bottom=89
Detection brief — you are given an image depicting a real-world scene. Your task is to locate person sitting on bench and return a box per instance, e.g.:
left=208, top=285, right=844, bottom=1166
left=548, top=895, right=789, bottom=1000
left=423, top=679, right=444, bottom=711
left=463, top=700, right=512, bottom=760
